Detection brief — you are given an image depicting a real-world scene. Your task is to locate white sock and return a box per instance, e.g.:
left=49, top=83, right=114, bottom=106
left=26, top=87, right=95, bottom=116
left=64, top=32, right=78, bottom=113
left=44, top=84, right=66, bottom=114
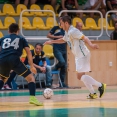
left=83, top=82, right=95, bottom=94
left=81, top=75, right=102, bottom=87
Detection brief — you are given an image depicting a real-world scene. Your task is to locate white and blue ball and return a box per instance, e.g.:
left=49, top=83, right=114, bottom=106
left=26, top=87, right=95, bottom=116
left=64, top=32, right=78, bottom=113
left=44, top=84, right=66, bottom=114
left=43, top=88, right=53, bottom=99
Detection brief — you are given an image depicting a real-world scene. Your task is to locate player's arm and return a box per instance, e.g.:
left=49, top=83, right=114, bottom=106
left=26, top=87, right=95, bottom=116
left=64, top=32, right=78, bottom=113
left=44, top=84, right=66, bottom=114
left=42, top=54, right=47, bottom=67
left=43, top=38, right=66, bottom=45
left=24, top=47, right=33, bottom=67
left=61, top=0, right=67, bottom=10
left=82, top=36, right=99, bottom=49
left=74, top=0, right=79, bottom=9
left=33, top=63, right=41, bottom=69
left=47, top=27, right=63, bottom=39
left=90, top=0, right=102, bottom=9
left=47, top=33, right=63, bottom=39
left=107, top=0, right=113, bottom=10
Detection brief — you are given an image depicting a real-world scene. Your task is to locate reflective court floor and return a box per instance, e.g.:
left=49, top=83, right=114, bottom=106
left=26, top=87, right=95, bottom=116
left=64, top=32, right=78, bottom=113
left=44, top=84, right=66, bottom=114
left=0, top=86, right=117, bottom=117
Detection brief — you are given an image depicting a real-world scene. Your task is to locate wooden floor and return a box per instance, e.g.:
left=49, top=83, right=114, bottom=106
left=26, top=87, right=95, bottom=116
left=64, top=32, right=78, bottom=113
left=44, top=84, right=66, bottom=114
left=0, top=86, right=117, bottom=117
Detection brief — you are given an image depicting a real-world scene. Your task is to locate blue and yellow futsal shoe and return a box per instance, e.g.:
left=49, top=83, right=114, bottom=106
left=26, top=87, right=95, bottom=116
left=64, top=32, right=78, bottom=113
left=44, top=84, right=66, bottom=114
left=87, top=93, right=98, bottom=99
left=98, top=83, right=106, bottom=98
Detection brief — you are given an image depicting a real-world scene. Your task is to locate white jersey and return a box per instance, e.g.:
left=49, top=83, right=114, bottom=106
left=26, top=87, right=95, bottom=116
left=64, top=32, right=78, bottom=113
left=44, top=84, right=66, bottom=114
left=63, top=25, right=90, bottom=58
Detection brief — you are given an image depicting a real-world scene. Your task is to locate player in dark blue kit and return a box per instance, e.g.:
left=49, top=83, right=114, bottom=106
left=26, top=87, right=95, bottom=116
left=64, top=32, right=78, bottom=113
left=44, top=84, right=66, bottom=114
left=0, top=23, right=43, bottom=106
left=47, top=17, right=67, bottom=87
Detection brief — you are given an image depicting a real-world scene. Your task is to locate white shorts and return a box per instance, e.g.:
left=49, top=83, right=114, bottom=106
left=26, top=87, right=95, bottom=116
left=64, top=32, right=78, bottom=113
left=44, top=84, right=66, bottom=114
left=75, top=53, right=91, bottom=72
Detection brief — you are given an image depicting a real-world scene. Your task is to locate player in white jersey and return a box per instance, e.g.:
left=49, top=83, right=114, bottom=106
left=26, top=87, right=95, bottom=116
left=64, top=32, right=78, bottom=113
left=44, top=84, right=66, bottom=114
left=44, top=16, right=106, bottom=99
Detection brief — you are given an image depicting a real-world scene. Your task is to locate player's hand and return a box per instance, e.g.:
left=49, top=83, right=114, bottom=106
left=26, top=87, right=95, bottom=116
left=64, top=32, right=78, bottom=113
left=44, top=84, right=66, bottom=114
left=30, top=66, right=37, bottom=74
left=40, top=67, right=43, bottom=72
left=43, top=41, right=52, bottom=45
left=42, top=67, right=46, bottom=73
left=91, top=44, right=99, bottom=49
left=40, top=67, right=46, bottom=73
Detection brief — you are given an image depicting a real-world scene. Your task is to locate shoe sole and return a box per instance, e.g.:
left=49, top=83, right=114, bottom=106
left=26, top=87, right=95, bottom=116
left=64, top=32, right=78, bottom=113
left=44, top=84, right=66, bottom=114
left=29, top=101, right=43, bottom=106
left=100, top=84, right=106, bottom=98
left=87, top=96, right=98, bottom=99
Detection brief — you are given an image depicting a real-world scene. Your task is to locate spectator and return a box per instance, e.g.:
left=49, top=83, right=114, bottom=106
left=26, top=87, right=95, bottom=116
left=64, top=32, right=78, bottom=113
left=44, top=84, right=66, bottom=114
left=47, top=17, right=68, bottom=88
left=24, top=43, right=52, bottom=88
left=76, top=22, right=83, bottom=32
left=1, top=43, right=53, bottom=89
left=36, top=0, right=57, bottom=12
left=83, top=0, right=106, bottom=18
left=57, top=0, right=83, bottom=18
left=110, top=22, right=117, bottom=40
left=106, top=0, right=117, bottom=12
left=15, top=0, right=36, bottom=7
left=111, top=5, right=117, bottom=25
left=2, top=43, right=53, bottom=89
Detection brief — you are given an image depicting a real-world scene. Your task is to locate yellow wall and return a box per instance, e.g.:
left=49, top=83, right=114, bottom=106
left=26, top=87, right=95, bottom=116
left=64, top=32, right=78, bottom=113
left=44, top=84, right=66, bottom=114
left=67, top=40, right=117, bottom=87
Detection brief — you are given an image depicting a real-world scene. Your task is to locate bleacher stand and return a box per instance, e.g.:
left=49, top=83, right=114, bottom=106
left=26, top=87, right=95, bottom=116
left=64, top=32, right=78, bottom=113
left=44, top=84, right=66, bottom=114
left=0, top=0, right=117, bottom=89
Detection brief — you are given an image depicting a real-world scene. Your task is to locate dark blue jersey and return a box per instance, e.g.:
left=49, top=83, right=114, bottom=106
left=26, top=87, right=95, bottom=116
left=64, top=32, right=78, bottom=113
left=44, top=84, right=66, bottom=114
left=49, top=26, right=66, bottom=52
left=24, top=50, right=46, bottom=65
left=0, top=34, right=29, bottom=59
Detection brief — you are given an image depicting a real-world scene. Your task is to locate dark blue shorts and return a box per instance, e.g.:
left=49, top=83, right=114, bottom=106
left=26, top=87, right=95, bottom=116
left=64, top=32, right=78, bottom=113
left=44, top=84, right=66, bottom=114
left=0, top=55, right=31, bottom=79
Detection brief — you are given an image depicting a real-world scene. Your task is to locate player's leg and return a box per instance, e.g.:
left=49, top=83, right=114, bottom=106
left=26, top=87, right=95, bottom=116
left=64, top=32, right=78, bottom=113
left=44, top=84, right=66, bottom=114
left=45, top=65, right=52, bottom=88
left=0, top=58, right=11, bottom=89
left=16, top=68, right=43, bottom=106
left=11, top=56, right=43, bottom=106
left=25, top=73, right=43, bottom=106
left=3, top=71, right=17, bottom=89
left=53, top=50, right=66, bottom=70
left=80, top=74, right=106, bottom=98
left=0, top=76, right=6, bottom=89
left=77, top=72, right=98, bottom=99
left=75, top=54, right=106, bottom=98
left=60, top=52, right=67, bottom=87
left=53, top=50, right=67, bottom=87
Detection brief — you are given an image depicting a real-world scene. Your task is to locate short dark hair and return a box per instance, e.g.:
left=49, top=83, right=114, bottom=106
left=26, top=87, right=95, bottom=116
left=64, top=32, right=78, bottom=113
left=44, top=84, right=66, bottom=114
left=35, top=43, right=43, bottom=48
left=9, top=23, right=19, bottom=33
left=58, top=16, right=62, bottom=21
left=61, top=16, right=72, bottom=25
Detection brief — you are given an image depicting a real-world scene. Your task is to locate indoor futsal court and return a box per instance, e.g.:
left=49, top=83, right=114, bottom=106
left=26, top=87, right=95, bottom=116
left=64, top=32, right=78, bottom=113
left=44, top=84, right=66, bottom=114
left=0, top=86, right=117, bottom=117
left=1, top=0, right=117, bottom=117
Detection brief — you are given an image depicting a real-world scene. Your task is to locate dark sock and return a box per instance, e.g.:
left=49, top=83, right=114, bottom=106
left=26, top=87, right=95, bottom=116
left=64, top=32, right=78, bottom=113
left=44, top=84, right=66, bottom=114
left=28, top=82, right=36, bottom=96
left=0, top=80, right=4, bottom=89
left=6, top=71, right=17, bottom=88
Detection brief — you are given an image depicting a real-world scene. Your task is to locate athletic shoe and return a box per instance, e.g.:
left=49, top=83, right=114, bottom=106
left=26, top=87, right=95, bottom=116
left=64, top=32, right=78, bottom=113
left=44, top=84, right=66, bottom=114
left=29, top=96, right=43, bottom=106
left=87, top=93, right=98, bottom=99
left=98, top=83, right=106, bottom=98
left=1, top=86, right=5, bottom=90
left=5, top=84, right=11, bottom=89
left=1, top=84, right=11, bottom=90
left=61, top=82, right=69, bottom=88
left=46, top=83, right=51, bottom=88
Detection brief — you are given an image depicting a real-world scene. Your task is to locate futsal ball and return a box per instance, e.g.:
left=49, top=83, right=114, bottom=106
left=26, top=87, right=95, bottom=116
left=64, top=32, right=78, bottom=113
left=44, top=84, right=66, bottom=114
left=43, top=88, right=53, bottom=99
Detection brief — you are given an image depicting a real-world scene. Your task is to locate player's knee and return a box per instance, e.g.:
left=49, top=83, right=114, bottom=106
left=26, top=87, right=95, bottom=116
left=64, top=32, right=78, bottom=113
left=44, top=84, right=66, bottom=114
left=60, top=61, right=66, bottom=67
left=46, top=65, right=51, bottom=72
left=25, top=74, right=35, bottom=83
left=77, top=76, right=81, bottom=80
left=77, top=73, right=85, bottom=80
